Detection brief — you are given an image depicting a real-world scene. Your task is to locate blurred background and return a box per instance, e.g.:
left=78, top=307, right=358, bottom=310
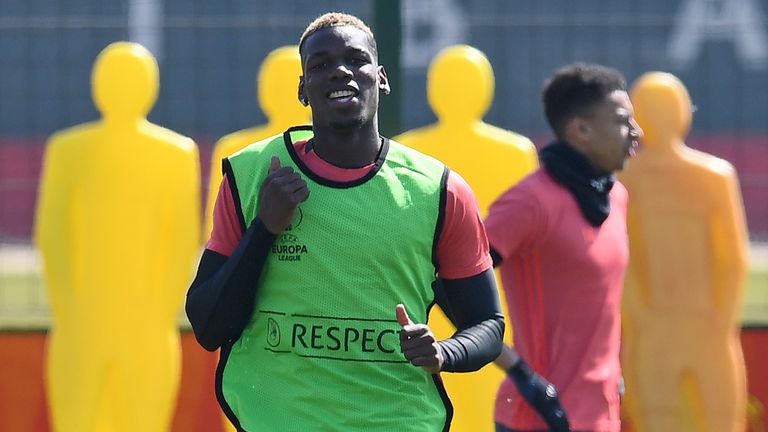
left=0, top=0, right=766, bottom=430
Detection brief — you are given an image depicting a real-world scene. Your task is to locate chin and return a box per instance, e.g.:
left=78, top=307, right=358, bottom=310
left=330, top=116, right=364, bottom=130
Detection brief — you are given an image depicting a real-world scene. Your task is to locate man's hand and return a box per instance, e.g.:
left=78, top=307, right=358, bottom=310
left=507, top=360, right=570, bottom=431
left=257, top=157, right=309, bottom=234
left=396, top=304, right=443, bottom=374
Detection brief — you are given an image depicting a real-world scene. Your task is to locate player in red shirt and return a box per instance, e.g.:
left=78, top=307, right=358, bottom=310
left=485, top=64, right=643, bottom=432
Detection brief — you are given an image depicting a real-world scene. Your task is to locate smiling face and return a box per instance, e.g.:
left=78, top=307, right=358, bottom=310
left=298, top=25, right=389, bottom=131
left=577, top=90, right=643, bottom=173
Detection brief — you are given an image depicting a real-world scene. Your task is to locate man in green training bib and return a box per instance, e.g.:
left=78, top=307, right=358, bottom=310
left=186, top=12, right=504, bottom=432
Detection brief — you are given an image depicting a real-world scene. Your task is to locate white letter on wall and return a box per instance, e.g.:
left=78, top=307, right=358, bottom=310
left=668, top=0, right=767, bottom=70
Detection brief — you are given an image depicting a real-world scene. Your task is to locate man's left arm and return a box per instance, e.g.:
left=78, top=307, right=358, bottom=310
left=436, top=269, right=505, bottom=372
left=397, top=271, right=503, bottom=374
left=398, top=169, right=503, bottom=373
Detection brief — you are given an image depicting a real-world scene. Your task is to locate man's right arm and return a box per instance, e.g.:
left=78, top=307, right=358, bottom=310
left=187, top=156, right=309, bottom=351
left=186, top=219, right=276, bottom=351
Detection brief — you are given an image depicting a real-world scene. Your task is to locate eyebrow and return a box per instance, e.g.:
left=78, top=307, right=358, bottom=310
left=347, top=47, right=372, bottom=57
left=615, top=106, right=630, bottom=115
left=306, top=46, right=372, bottom=61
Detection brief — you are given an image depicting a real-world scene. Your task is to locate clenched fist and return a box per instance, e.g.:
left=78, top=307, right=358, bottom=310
left=396, top=304, right=443, bottom=374
left=257, top=156, right=310, bottom=234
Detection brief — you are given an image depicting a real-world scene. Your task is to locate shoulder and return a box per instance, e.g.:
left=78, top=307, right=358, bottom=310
left=700, top=152, right=738, bottom=179
left=610, top=179, right=629, bottom=212
left=388, top=139, right=444, bottom=167
left=142, top=123, right=195, bottom=147
left=445, top=170, right=476, bottom=203
left=479, top=123, right=537, bottom=149
left=611, top=179, right=628, bottom=197
left=386, top=139, right=447, bottom=187
left=228, top=132, right=285, bottom=160
left=47, top=122, right=100, bottom=148
left=391, top=124, right=437, bottom=147
left=501, top=169, right=555, bottom=202
left=486, top=170, right=547, bottom=220
left=487, top=169, right=567, bottom=225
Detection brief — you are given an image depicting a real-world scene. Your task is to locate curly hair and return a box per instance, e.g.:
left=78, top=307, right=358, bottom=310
left=542, top=63, right=627, bottom=139
left=299, top=12, right=377, bottom=58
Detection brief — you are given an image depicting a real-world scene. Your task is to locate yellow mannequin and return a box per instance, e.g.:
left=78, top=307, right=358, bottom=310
left=204, top=45, right=310, bottom=238
left=395, top=45, right=537, bottom=212
left=620, top=72, right=749, bottom=432
left=394, top=45, right=537, bottom=432
left=35, top=42, right=200, bottom=432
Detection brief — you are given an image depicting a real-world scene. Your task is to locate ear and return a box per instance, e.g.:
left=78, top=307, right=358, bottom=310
left=565, top=117, right=591, bottom=144
left=298, top=76, right=308, bottom=106
left=377, top=65, right=391, bottom=95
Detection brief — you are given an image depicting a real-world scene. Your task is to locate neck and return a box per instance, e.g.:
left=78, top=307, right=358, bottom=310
left=437, top=114, right=478, bottom=129
left=312, top=120, right=382, bottom=168
left=101, top=115, right=144, bottom=129
left=555, top=139, right=611, bottom=176
left=647, top=137, right=685, bottom=155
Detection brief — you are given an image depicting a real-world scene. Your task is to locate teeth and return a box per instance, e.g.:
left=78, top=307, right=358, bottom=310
left=329, top=90, right=355, bottom=99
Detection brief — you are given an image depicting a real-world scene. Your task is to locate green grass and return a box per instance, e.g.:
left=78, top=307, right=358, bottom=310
left=0, top=271, right=50, bottom=330
left=743, top=267, right=768, bottom=326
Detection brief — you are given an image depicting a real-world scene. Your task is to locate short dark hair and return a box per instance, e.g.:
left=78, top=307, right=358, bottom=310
left=299, top=12, right=378, bottom=58
left=542, top=63, right=626, bottom=139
